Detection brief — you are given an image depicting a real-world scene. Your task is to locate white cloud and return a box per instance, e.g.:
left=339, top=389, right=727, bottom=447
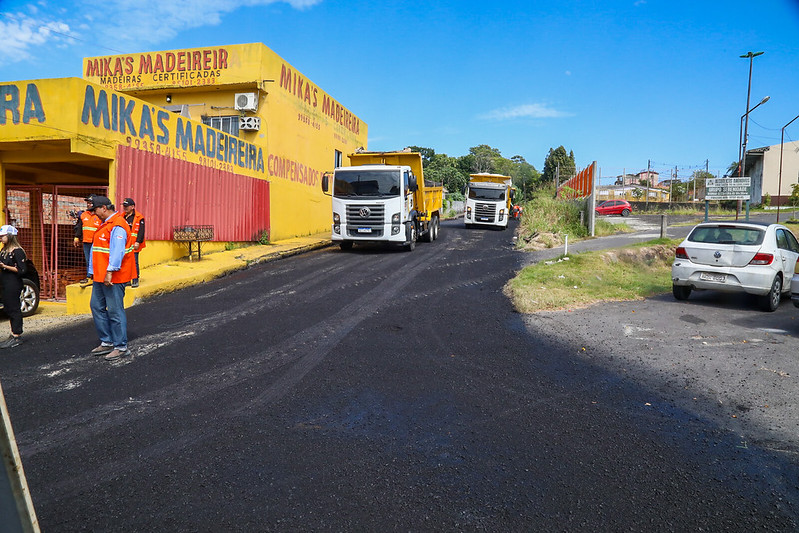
left=0, top=0, right=323, bottom=66
left=78, top=0, right=323, bottom=48
left=479, top=103, right=573, bottom=121
left=0, top=12, right=74, bottom=65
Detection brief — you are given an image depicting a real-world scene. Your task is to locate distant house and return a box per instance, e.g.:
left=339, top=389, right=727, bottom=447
left=636, top=170, right=660, bottom=187
left=614, top=170, right=660, bottom=187
left=741, top=143, right=799, bottom=205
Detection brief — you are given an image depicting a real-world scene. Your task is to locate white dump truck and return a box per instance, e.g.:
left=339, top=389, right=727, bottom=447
left=322, top=150, right=443, bottom=251
left=464, top=173, right=515, bottom=229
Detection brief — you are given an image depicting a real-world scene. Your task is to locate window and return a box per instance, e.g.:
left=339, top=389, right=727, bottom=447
left=202, top=116, right=239, bottom=137
left=784, top=229, right=799, bottom=253
left=334, top=150, right=343, bottom=169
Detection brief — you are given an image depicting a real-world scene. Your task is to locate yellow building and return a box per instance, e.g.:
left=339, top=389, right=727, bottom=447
left=0, top=43, right=367, bottom=303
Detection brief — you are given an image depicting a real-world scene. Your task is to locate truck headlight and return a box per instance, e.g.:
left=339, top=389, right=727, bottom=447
left=499, top=209, right=505, bottom=221
left=466, top=206, right=471, bottom=220
left=391, top=212, right=401, bottom=234
left=333, top=212, right=341, bottom=234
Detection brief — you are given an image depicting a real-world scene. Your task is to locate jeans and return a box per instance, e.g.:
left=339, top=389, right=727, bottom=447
left=83, top=242, right=92, bottom=277
left=90, top=282, right=127, bottom=350
left=134, top=251, right=140, bottom=279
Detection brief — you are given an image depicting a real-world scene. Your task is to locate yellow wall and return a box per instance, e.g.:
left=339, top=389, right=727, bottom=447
left=83, top=43, right=369, bottom=241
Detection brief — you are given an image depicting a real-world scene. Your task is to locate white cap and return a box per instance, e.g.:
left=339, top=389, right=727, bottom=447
left=0, top=225, right=18, bottom=236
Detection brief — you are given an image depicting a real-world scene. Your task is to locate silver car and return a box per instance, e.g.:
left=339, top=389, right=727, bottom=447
left=672, top=222, right=799, bottom=311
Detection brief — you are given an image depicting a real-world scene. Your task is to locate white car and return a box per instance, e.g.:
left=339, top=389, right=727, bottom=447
left=671, top=221, right=799, bottom=311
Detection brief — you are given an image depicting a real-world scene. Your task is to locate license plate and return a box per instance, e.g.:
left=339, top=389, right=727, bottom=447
left=700, top=272, right=726, bottom=282
left=357, top=227, right=372, bottom=234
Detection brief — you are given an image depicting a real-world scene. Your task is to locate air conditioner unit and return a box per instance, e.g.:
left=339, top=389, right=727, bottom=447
left=235, top=92, right=258, bottom=111
left=239, top=116, right=261, bottom=131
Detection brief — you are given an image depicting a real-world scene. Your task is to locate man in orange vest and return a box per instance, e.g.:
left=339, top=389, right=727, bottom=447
left=122, top=198, right=146, bottom=288
left=86, top=196, right=136, bottom=361
left=74, top=195, right=102, bottom=287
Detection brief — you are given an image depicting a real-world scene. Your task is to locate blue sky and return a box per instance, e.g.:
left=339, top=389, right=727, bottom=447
left=2, top=0, right=798, bottom=185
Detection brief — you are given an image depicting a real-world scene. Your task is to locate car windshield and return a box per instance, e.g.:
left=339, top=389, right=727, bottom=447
left=688, top=225, right=765, bottom=245
left=469, top=187, right=505, bottom=200
left=334, top=170, right=400, bottom=198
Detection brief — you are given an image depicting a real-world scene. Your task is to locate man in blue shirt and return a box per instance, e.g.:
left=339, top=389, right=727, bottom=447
left=86, top=196, right=135, bottom=362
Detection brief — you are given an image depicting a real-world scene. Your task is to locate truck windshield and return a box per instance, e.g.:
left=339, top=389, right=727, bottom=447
left=469, top=187, right=505, bottom=201
left=334, top=171, right=400, bottom=198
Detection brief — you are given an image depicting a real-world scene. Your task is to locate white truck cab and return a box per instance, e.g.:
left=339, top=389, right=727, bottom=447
left=464, top=173, right=514, bottom=229
left=322, top=151, right=442, bottom=251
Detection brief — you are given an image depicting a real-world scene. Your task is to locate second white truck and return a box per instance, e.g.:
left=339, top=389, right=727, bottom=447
left=464, top=173, right=514, bottom=229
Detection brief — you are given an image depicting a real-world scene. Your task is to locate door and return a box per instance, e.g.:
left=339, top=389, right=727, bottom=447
left=6, top=186, right=107, bottom=300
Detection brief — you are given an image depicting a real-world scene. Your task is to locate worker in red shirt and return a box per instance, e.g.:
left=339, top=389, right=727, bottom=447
left=74, top=195, right=102, bottom=287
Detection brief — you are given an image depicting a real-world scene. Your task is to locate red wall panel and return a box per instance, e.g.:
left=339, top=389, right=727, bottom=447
left=115, top=146, right=269, bottom=242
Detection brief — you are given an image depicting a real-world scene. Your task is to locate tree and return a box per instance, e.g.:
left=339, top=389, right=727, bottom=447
left=406, top=146, right=436, bottom=166
left=632, top=188, right=644, bottom=200
left=790, top=183, right=799, bottom=218
left=542, top=146, right=576, bottom=185
left=468, top=144, right=502, bottom=173
left=670, top=181, right=688, bottom=202
left=690, top=170, right=713, bottom=200
left=427, top=152, right=469, bottom=193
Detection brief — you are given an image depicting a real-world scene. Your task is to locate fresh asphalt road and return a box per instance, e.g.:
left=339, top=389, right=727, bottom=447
left=2, top=216, right=799, bottom=531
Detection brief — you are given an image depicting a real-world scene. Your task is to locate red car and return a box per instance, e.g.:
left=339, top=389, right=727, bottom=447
left=595, top=200, right=631, bottom=217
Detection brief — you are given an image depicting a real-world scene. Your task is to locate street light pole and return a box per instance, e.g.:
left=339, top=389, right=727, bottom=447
left=777, top=113, right=799, bottom=222
left=737, top=51, right=764, bottom=219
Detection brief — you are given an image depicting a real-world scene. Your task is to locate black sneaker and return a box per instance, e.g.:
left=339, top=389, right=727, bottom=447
left=0, top=335, right=22, bottom=349
left=131, top=279, right=139, bottom=288
left=79, top=277, right=92, bottom=287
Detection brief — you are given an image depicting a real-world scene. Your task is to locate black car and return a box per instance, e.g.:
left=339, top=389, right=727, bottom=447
left=0, top=259, right=40, bottom=317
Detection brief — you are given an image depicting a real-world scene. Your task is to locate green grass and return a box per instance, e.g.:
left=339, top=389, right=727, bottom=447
left=504, top=238, right=681, bottom=312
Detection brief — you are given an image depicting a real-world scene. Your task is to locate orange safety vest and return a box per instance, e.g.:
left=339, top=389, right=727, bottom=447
left=92, top=212, right=136, bottom=284
left=126, top=210, right=146, bottom=251
left=80, top=210, right=102, bottom=243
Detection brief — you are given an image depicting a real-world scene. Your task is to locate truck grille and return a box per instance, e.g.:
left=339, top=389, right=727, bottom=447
left=475, top=202, right=496, bottom=222
left=346, top=204, right=385, bottom=237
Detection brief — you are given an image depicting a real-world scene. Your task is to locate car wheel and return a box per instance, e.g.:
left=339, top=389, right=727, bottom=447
left=672, top=284, right=691, bottom=301
left=621, top=208, right=630, bottom=217
left=339, top=241, right=353, bottom=251
left=20, top=279, right=39, bottom=317
left=760, top=275, right=782, bottom=312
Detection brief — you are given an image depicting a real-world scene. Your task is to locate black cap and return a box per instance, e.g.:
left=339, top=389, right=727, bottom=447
left=84, top=195, right=94, bottom=202
left=122, top=198, right=135, bottom=207
left=87, top=195, right=112, bottom=210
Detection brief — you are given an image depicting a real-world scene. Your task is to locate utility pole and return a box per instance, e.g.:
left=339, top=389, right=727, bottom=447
left=645, top=160, right=650, bottom=210
left=671, top=165, right=676, bottom=208
left=738, top=51, right=765, bottom=219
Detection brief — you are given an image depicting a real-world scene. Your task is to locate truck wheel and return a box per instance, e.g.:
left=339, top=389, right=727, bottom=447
left=405, top=221, right=417, bottom=251
left=340, top=241, right=353, bottom=251
left=432, top=216, right=440, bottom=240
